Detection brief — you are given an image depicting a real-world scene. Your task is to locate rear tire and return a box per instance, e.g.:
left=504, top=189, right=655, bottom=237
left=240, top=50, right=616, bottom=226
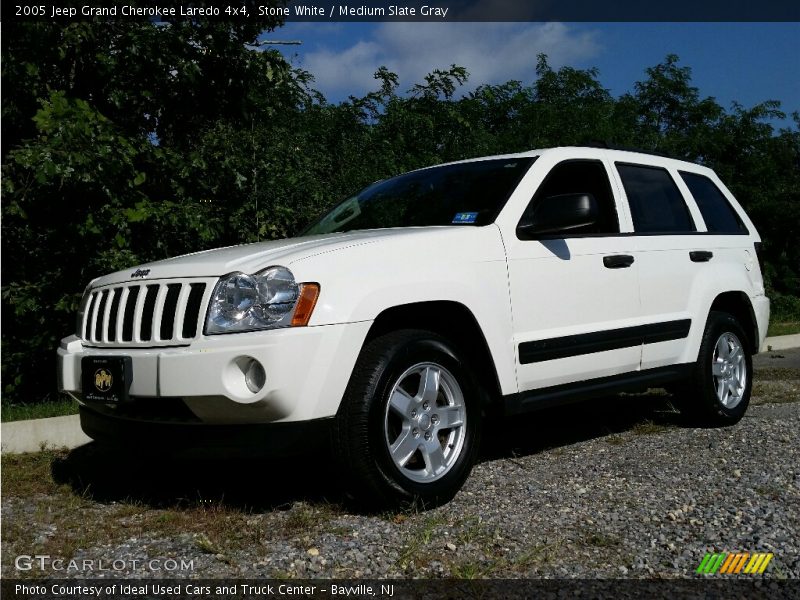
left=673, top=311, right=752, bottom=426
left=333, top=329, right=483, bottom=509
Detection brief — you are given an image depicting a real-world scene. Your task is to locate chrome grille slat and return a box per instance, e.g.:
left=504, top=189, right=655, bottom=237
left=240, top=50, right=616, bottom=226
left=173, top=284, right=192, bottom=341
left=101, top=288, right=115, bottom=342
left=107, top=289, right=121, bottom=342
left=89, top=291, right=102, bottom=342
left=198, top=283, right=216, bottom=338
left=122, top=286, right=140, bottom=342
left=151, top=285, right=169, bottom=342
left=132, top=285, right=148, bottom=343
left=82, top=293, right=95, bottom=341
left=115, top=287, right=130, bottom=342
left=140, top=285, right=160, bottom=341
left=78, top=278, right=212, bottom=348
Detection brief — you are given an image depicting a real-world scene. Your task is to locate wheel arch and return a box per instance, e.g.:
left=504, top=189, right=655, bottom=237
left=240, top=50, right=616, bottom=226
left=364, top=301, right=503, bottom=410
left=708, top=291, right=759, bottom=354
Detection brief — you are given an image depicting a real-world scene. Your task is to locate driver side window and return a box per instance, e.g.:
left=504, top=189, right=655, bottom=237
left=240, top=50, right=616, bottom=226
left=521, top=160, right=620, bottom=235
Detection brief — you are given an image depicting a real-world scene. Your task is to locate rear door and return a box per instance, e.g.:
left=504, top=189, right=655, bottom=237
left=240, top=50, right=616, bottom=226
left=500, top=150, right=642, bottom=392
left=609, top=160, right=703, bottom=369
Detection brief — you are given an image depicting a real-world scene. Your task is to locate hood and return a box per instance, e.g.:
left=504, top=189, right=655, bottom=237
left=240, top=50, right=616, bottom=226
left=89, top=228, right=455, bottom=287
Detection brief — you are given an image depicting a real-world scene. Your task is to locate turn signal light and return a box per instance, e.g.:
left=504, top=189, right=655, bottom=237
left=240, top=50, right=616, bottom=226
left=291, top=283, right=320, bottom=327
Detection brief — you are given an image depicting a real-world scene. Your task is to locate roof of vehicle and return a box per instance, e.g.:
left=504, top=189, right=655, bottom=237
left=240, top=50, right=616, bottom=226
left=434, top=146, right=714, bottom=176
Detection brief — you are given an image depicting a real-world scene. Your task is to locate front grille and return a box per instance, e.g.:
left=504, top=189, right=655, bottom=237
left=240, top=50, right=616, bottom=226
left=81, top=279, right=214, bottom=347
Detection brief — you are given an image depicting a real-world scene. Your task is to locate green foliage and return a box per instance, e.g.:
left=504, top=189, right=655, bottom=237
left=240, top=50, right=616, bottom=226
left=1, top=397, right=78, bottom=422
left=771, top=294, right=800, bottom=323
left=1, top=20, right=798, bottom=406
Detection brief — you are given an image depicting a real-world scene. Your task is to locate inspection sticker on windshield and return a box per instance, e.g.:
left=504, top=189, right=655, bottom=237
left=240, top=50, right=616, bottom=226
left=453, top=212, right=478, bottom=224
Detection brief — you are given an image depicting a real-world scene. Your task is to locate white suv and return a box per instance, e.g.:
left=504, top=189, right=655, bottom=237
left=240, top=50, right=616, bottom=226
left=58, top=147, right=769, bottom=506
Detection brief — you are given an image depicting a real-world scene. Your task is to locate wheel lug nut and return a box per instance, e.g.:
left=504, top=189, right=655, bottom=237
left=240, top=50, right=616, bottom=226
left=411, top=410, right=416, bottom=417
left=412, top=428, right=419, bottom=437
left=424, top=432, right=431, bottom=440
left=423, top=402, right=429, bottom=410
left=432, top=415, right=439, bottom=424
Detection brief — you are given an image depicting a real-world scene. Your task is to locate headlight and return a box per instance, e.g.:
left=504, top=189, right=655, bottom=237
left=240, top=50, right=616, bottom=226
left=206, top=266, right=318, bottom=334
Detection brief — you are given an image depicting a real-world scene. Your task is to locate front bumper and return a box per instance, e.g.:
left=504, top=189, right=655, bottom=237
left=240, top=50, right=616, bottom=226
left=58, top=321, right=371, bottom=425
left=78, top=405, right=333, bottom=456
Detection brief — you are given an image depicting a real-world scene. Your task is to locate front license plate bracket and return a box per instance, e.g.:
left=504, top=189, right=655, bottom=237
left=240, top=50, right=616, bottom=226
left=81, top=356, right=133, bottom=404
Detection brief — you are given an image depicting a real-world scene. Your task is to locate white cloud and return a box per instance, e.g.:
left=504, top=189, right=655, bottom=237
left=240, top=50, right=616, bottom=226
left=298, top=22, right=600, bottom=99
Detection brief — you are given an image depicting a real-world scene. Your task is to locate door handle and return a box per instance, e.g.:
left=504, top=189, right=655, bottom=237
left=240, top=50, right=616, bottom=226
left=690, top=251, right=713, bottom=262
left=603, top=254, right=635, bottom=269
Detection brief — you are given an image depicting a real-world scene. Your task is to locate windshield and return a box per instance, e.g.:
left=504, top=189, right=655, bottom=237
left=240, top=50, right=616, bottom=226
left=303, top=157, right=536, bottom=235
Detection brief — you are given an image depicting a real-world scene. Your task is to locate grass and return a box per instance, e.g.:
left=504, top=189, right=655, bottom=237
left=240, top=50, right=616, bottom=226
left=281, top=502, right=340, bottom=534
left=755, top=367, right=800, bottom=381
left=194, top=532, right=223, bottom=554
left=1, top=398, right=79, bottom=422
left=0, top=449, right=339, bottom=575
left=392, top=510, right=568, bottom=578
left=754, top=483, right=786, bottom=501
left=631, top=420, right=672, bottom=436
left=396, top=514, right=447, bottom=571
left=753, top=364, right=799, bottom=406
left=1, top=449, right=64, bottom=496
left=752, top=380, right=800, bottom=405
left=767, top=321, right=800, bottom=337
left=449, top=561, right=486, bottom=578
left=447, top=539, right=565, bottom=578
left=455, top=516, right=492, bottom=546
left=581, top=529, right=622, bottom=548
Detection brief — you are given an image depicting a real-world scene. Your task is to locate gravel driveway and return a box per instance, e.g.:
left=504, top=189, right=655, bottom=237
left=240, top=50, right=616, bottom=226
left=3, top=350, right=798, bottom=580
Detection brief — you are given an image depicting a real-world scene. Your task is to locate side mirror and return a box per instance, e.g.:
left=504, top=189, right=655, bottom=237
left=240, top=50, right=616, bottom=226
left=517, top=193, right=599, bottom=239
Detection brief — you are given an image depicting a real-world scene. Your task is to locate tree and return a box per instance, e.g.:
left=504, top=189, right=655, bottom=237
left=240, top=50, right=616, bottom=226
left=1, top=13, right=306, bottom=402
left=2, top=34, right=798, bottom=406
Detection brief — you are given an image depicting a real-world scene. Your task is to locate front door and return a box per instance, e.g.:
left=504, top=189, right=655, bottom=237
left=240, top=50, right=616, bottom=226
left=502, top=154, right=642, bottom=392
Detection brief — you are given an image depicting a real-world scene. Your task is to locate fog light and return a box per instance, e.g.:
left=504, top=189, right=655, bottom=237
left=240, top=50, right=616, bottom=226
left=244, top=359, right=266, bottom=393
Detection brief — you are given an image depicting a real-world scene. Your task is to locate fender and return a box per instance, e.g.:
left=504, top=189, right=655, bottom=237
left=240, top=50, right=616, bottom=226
left=288, top=226, right=519, bottom=397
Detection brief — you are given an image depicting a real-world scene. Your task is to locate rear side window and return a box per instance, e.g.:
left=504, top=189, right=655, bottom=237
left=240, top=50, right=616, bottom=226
left=617, top=163, right=696, bottom=234
left=679, top=171, right=748, bottom=234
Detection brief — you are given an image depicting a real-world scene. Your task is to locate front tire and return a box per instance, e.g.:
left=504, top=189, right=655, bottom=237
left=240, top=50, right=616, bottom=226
left=333, top=329, right=482, bottom=509
left=675, top=311, right=753, bottom=426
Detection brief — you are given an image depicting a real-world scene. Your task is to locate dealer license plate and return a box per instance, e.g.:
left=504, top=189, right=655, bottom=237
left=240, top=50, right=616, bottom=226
left=81, top=356, right=132, bottom=404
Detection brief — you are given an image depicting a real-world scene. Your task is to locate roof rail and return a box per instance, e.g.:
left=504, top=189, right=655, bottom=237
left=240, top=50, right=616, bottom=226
left=581, top=140, right=682, bottom=161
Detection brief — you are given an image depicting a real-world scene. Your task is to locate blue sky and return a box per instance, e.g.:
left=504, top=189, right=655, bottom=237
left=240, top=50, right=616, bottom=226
left=269, top=22, right=799, bottom=126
